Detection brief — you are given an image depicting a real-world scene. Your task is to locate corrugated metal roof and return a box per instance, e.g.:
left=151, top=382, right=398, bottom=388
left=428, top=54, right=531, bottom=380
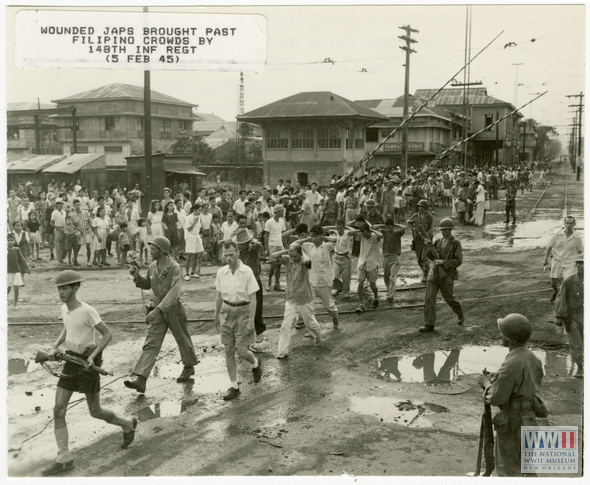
left=238, top=92, right=388, bottom=121
left=193, top=121, right=237, bottom=133
left=43, top=153, right=105, bottom=174
left=52, top=83, right=194, bottom=107
left=192, top=111, right=225, bottom=122
left=8, top=102, right=56, bottom=111
left=355, top=96, right=453, bottom=121
left=7, top=154, right=66, bottom=172
left=413, top=88, right=515, bottom=109
left=7, top=153, right=36, bottom=164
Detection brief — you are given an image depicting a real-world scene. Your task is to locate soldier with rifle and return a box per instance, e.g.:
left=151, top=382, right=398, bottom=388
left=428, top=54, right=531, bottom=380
left=407, top=199, right=433, bottom=283
left=418, top=217, right=464, bottom=332
left=477, top=313, right=546, bottom=477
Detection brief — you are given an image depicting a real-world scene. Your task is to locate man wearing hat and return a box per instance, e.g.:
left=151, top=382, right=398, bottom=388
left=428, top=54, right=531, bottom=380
left=42, top=270, right=137, bottom=476
left=235, top=227, right=266, bottom=349
left=363, top=199, right=384, bottom=226
left=51, top=198, right=67, bottom=264
left=555, top=254, right=584, bottom=377
left=477, top=313, right=545, bottom=476
left=125, top=236, right=199, bottom=393
left=418, top=218, right=464, bottom=332
left=321, top=188, right=340, bottom=226
left=407, top=200, right=434, bottom=282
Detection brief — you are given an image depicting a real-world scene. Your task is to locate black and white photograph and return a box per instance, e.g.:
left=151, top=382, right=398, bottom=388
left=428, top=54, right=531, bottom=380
left=3, top=3, right=585, bottom=479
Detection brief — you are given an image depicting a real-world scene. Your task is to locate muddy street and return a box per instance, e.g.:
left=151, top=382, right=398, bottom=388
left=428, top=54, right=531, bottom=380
left=6, top=160, right=583, bottom=477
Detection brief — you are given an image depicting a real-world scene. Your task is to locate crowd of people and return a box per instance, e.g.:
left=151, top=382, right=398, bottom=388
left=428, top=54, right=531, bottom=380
left=8, top=157, right=583, bottom=478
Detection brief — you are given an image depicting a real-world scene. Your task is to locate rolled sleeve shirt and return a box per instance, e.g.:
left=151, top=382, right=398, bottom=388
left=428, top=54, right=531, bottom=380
left=134, top=258, right=183, bottom=312
left=215, top=261, right=259, bottom=303
left=358, top=233, right=381, bottom=272
left=548, top=230, right=583, bottom=264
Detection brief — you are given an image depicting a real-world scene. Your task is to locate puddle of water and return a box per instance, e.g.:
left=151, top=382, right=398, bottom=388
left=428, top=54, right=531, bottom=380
left=350, top=396, right=446, bottom=428
left=8, top=358, right=35, bottom=375
left=397, top=276, right=424, bottom=287
left=378, top=346, right=573, bottom=383
left=137, top=398, right=199, bottom=422
left=153, top=355, right=228, bottom=394
left=7, top=387, right=56, bottom=416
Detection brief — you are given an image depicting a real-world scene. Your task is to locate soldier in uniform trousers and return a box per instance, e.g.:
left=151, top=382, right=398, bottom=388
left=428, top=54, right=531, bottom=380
left=320, top=188, right=340, bottom=226
left=418, top=218, right=464, bottom=332
left=407, top=199, right=433, bottom=282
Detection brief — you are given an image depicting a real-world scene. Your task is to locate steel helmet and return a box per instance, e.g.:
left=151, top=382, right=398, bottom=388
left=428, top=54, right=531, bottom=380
left=497, top=313, right=532, bottom=344
left=418, top=200, right=429, bottom=208
left=149, top=236, right=171, bottom=254
left=439, top=218, right=455, bottom=229
left=55, top=270, right=83, bottom=287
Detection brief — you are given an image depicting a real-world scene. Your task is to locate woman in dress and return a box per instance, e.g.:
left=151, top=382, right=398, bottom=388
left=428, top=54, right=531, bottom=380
left=147, top=200, right=164, bottom=238
left=162, top=200, right=180, bottom=260
left=92, top=206, right=110, bottom=267
left=74, top=178, right=82, bottom=195
left=47, top=177, right=58, bottom=197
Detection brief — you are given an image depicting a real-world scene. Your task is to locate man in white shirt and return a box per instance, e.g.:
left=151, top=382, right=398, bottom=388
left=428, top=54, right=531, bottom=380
left=306, top=183, right=321, bottom=208
left=51, top=199, right=67, bottom=264
left=264, top=205, right=287, bottom=292
left=331, top=219, right=352, bottom=296
left=349, top=223, right=383, bottom=313
left=221, top=210, right=239, bottom=240
left=232, top=190, right=248, bottom=215
left=544, top=216, right=584, bottom=302
left=276, top=179, right=285, bottom=195
left=301, top=225, right=339, bottom=328
left=214, top=240, right=262, bottom=400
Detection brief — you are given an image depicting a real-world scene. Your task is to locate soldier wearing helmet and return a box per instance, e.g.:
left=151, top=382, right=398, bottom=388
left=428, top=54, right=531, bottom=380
left=407, top=199, right=434, bottom=282
left=42, top=271, right=137, bottom=476
left=418, top=217, right=464, bottom=332
left=554, top=254, right=584, bottom=377
left=125, top=236, right=198, bottom=394
left=477, top=313, right=545, bottom=477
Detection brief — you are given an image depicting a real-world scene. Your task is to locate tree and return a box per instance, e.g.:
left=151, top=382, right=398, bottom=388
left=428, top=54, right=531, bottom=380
left=168, top=131, right=214, bottom=165
left=535, top=125, right=561, bottom=160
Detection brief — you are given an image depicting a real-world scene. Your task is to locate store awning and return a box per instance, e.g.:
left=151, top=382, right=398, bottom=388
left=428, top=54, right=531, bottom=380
left=165, top=168, right=206, bottom=176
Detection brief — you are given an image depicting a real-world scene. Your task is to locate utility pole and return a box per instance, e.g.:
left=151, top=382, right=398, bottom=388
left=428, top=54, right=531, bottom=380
left=143, top=5, right=153, bottom=216
left=567, top=91, right=584, bottom=179
left=71, top=107, right=78, bottom=154
left=521, top=119, right=527, bottom=163
left=495, top=111, right=500, bottom=165
left=236, top=71, right=245, bottom=190
left=399, top=25, right=418, bottom=179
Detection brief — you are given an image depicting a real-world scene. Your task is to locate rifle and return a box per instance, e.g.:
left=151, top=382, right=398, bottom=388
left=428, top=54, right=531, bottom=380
left=475, top=370, right=495, bottom=476
left=35, top=350, right=113, bottom=377
left=413, top=224, right=447, bottom=278
left=128, top=254, right=153, bottom=319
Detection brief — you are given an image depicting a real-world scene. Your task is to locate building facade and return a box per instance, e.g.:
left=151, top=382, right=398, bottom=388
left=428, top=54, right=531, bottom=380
left=238, top=92, right=387, bottom=186
left=7, top=102, right=62, bottom=155
left=355, top=97, right=466, bottom=171
left=413, top=88, right=522, bottom=166
left=52, top=83, right=196, bottom=170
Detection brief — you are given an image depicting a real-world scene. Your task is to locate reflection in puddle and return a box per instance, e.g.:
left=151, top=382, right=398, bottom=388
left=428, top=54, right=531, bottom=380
left=350, top=396, right=447, bottom=428
left=8, top=358, right=34, bottom=375
left=153, top=355, right=228, bottom=394
left=378, top=346, right=573, bottom=383
left=137, top=398, right=199, bottom=422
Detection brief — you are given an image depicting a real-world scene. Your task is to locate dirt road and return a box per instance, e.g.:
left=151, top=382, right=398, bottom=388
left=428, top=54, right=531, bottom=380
left=6, top=160, right=583, bottom=477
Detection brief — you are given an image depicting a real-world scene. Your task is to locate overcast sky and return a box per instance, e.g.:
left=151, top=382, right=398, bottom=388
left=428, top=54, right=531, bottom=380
left=6, top=4, right=585, bottom=147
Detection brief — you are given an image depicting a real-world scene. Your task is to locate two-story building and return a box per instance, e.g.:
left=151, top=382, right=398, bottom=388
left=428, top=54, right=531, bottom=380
left=355, top=96, right=466, bottom=170
left=7, top=102, right=62, bottom=155
left=238, top=91, right=387, bottom=186
left=52, top=83, right=196, bottom=185
left=413, top=88, right=522, bottom=166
